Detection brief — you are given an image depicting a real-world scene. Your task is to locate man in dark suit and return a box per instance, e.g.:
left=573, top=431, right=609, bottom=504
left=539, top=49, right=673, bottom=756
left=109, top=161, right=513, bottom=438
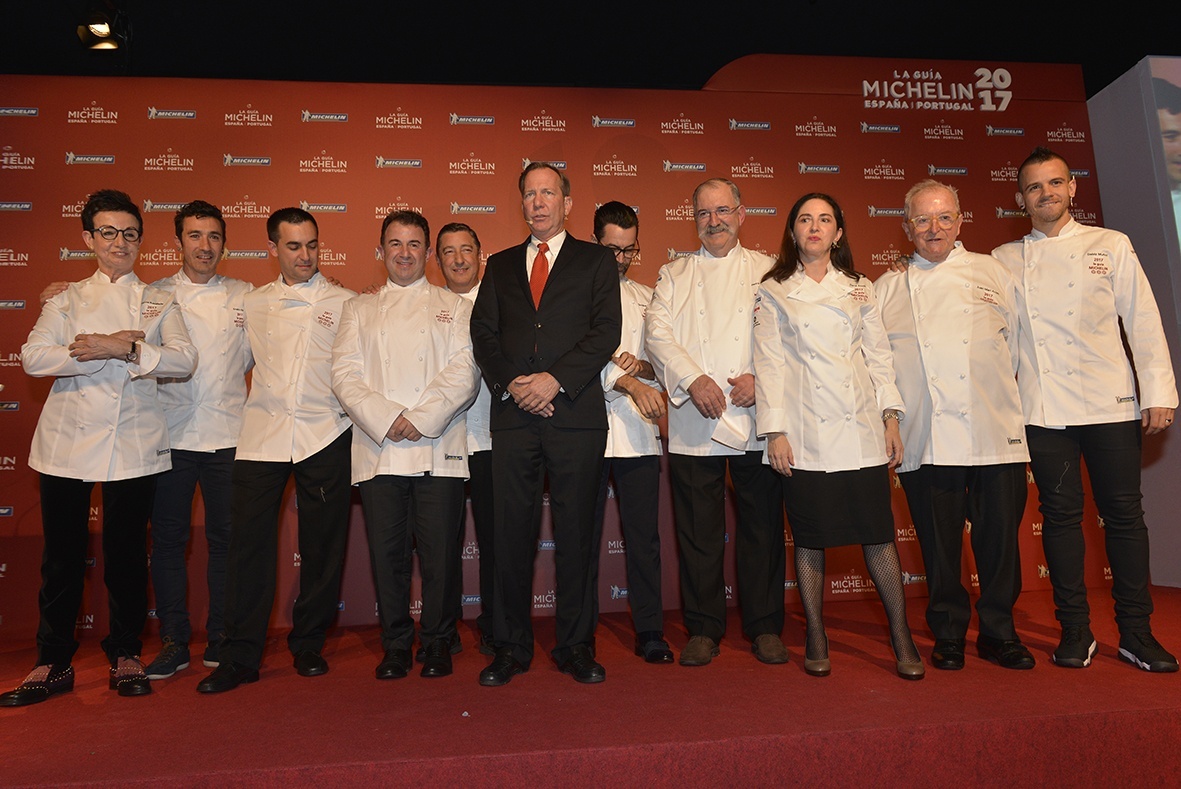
left=470, top=162, right=622, bottom=685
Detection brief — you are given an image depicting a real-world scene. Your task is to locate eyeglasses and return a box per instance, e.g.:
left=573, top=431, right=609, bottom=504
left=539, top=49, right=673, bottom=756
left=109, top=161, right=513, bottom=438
left=90, top=225, right=142, bottom=242
left=694, top=205, right=740, bottom=222
left=605, top=245, right=640, bottom=260
left=907, top=213, right=959, bottom=231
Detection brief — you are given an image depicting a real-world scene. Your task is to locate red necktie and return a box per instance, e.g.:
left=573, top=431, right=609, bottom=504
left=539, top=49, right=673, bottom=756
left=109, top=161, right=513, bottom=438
left=530, top=242, right=549, bottom=308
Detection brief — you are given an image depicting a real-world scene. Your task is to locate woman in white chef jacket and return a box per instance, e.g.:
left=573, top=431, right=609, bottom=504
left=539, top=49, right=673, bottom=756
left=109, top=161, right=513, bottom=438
left=753, top=193, right=922, bottom=680
left=1, top=190, right=196, bottom=708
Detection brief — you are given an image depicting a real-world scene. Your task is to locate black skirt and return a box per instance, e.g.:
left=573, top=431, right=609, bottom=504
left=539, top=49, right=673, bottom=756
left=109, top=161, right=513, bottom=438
left=781, top=464, right=895, bottom=549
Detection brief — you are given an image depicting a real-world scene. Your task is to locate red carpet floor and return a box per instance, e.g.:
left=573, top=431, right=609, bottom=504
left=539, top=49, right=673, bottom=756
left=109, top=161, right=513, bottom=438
left=2, top=587, right=1180, bottom=787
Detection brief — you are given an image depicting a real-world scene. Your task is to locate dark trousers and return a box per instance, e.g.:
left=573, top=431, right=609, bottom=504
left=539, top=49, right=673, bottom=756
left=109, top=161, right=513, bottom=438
left=591, top=454, right=664, bottom=636
left=450, top=449, right=495, bottom=641
left=149, top=447, right=234, bottom=645
left=667, top=451, right=785, bottom=642
left=220, top=430, right=352, bottom=670
left=360, top=473, right=464, bottom=652
left=1027, top=422, right=1154, bottom=633
left=900, top=463, right=1027, bottom=641
left=36, top=473, right=157, bottom=666
left=491, top=423, right=606, bottom=668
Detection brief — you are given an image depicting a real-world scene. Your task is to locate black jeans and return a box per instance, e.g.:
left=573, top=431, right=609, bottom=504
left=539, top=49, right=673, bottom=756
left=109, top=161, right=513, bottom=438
left=36, top=473, right=157, bottom=665
left=1027, top=421, right=1154, bottom=633
left=149, top=447, right=234, bottom=645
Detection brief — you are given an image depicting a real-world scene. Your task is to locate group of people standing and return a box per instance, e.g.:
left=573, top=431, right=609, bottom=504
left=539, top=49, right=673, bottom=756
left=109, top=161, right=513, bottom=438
left=2, top=146, right=1177, bottom=708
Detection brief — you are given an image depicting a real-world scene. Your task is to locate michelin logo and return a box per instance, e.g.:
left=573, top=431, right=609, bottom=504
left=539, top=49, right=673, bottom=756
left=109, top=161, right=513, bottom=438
left=147, top=107, right=196, bottom=119
left=301, top=110, right=348, bottom=122
left=375, top=156, right=422, bottom=169
left=223, top=154, right=271, bottom=166
left=591, top=116, right=635, bottom=128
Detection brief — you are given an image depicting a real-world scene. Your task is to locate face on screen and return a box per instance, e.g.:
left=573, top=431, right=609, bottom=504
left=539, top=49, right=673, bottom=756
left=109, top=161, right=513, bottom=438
left=1160, top=109, right=1181, bottom=189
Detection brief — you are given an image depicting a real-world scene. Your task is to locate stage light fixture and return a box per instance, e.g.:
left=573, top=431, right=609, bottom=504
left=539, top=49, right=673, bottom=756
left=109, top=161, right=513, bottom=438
left=76, top=6, right=130, bottom=52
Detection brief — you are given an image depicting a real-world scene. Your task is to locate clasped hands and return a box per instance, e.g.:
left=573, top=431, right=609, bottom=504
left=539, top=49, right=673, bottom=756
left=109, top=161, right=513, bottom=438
left=68, top=329, right=144, bottom=362
left=687, top=373, right=755, bottom=419
left=508, top=372, right=559, bottom=417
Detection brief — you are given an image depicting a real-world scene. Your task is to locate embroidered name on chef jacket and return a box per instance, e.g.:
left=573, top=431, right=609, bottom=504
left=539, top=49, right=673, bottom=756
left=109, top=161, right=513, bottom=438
left=975, top=285, right=1000, bottom=306
left=846, top=284, right=871, bottom=304
left=435, top=309, right=453, bottom=324
left=1085, top=251, right=1112, bottom=276
left=315, top=310, right=338, bottom=329
left=141, top=299, right=165, bottom=320
left=233, top=307, right=246, bottom=328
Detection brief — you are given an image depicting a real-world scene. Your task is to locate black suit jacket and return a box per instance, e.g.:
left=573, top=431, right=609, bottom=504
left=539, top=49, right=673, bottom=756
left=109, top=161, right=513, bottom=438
left=471, top=234, right=621, bottom=431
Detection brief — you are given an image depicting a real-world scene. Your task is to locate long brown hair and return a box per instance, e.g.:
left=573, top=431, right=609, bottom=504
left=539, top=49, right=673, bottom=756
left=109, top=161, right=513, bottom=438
left=764, top=193, right=860, bottom=283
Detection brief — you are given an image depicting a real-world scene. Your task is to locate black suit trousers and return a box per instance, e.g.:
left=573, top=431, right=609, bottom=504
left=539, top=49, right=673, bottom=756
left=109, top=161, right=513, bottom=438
left=491, top=421, right=606, bottom=667
left=220, top=429, right=352, bottom=669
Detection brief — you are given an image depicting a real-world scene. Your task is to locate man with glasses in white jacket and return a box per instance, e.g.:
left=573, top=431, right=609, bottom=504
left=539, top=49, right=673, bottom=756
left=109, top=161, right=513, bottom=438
left=876, top=179, right=1033, bottom=672
left=645, top=178, right=787, bottom=668
left=591, top=201, right=672, bottom=665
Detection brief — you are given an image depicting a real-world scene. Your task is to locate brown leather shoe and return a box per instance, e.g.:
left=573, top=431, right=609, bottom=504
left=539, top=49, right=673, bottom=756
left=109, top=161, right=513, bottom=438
left=679, top=635, right=720, bottom=666
left=752, top=634, right=790, bottom=665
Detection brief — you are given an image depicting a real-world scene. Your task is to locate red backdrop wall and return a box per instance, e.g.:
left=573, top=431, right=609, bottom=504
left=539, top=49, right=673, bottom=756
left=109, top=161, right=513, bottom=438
left=0, top=55, right=1112, bottom=643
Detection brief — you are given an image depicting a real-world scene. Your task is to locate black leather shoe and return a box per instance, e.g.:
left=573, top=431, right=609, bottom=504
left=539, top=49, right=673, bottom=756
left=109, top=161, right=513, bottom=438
left=197, top=661, right=259, bottom=693
left=559, top=645, right=606, bottom=684
left=0, top=665, right=75, bottom=707
left=420, top=638, right=454, bottom=678
left=109, top=656, right=152, bottom=697
left=635, top=634, right=675, bottom=664
left=415, top=631, right=462, bottom=664
left=479, top=648, right=525, bottom=687
left=931, top=639, right=966, bottom=670
left=293, top=650, right=328, bottom=677
left=977, top=636, right=1035, bottom=670
left=375, top=648, right=412, bottom=680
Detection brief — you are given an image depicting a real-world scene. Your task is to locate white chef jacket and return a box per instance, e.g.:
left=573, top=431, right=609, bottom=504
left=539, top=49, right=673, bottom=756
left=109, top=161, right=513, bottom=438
left=457, top=283, right=492, bottom=454
left=236, top=272, right=354, bottom=464
left=332, top=277, right=480, bottom=485
left=601, top=276, right=662, bottom=458
left=645, top=244, right=773, bottom=456
left=992, top=219, right=1178, bottom=427
left=22, top=270, right=197, bottom=481
left=874, top=243, right=1028, bottom=472
left=753, top=266, right=903, bottom=472
left=152, top=271, right=254, bottom=452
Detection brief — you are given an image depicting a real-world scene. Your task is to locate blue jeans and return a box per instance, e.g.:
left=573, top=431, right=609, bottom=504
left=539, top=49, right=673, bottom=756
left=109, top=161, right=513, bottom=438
left=149, top=447, right=235, bottom=645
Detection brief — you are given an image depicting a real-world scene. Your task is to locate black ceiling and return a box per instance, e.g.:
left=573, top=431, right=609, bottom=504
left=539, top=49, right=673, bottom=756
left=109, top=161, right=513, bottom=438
left=4, top=2, right=1180, bottom=98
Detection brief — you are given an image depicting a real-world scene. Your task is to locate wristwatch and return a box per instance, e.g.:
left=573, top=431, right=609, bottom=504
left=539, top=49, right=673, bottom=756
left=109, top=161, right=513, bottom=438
left=125, top=341, right=139, bottom=364
left=882, top=410, right=903, bottom=423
